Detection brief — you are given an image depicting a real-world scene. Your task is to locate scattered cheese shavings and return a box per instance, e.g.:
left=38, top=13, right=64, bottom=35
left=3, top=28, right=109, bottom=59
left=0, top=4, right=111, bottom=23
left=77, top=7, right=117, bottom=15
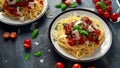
left=48, top=49, right=51, bottom=52
left=20, top=16, right=25, bottom=21
left=40, top=59, right=44, bottom=63
left=17, top=7, right=20, bottom=14
left=34, top=41, right=39, bottom=46
left=28, top=2, right=35, bottom=8
left=88, top=25, right=95, bottom=32
left=46, top=10, right=54, bottom=19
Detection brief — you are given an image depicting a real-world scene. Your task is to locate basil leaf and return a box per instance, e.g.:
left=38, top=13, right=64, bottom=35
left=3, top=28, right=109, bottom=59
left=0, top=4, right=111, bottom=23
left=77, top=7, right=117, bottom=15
left=62, top=23, right=66, bottom=27
left=80, top=30, right=88, bottom=36
left=34, top=51, right=42, bottom=57
left=55, top=3, right=62, bottom=8
left=88, top=43, right=92, bottom=47
left=24, top=53, right=30, bottom=61
left=55, top=25, right=58, bottom=30
left=97, top=2, right=107, bottom=10
left=61, top=4, right=67, bottom=11
left=70, top=2, right=77, bottom=8
left=32, top=29, right=39, bottom=39
left=53, top=38, right=57, bottom=42
left=0, top=8, right=2, bottom=12
left=16, top=0, right=21, bottom=2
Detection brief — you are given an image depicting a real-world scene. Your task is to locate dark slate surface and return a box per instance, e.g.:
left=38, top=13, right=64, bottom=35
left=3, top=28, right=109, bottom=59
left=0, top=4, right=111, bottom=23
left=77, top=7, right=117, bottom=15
left=0, top=0, right=120, bottom=68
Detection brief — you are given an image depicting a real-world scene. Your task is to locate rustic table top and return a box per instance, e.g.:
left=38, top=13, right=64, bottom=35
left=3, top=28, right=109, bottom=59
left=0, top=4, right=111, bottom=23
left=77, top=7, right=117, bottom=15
left=0, top=0, right=120, bottom=68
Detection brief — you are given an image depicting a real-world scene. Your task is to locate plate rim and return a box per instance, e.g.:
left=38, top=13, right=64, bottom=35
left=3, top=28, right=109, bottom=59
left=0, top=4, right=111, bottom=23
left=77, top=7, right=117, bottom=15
left=48, top=8, right=113, bottom=62
left=0, top=0, right=48, bottom=26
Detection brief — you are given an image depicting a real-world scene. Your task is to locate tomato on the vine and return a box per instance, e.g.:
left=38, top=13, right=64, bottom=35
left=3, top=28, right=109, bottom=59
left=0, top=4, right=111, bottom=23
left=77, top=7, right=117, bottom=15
left=54, top=62, right=64, bottom=68
left=24, top=39, right=31, bottom=49
left=104, top=0, right=112, bottom=6
left=93, top=0, right=100, bottom=4
left=3, top=32, right=10, bottom=39
left=72, top=63, right=82, bottom=68
left=106, top=6, right=112, bottom=12
left=10, top=32, right=17, bottom=39
left=103, top=11, right=110, bottom=18
left=76, top=0, right=81, bottom=3
left=97, top=9, right=104, bottom=15
left=95, top=4, right=101, bottom=9
left=110, top=12, right=119, bottom=22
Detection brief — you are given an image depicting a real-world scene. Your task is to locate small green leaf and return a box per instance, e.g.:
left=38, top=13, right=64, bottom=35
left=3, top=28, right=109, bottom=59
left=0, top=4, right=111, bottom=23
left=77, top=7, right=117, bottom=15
left=88, top=43, right=92, bottom=47
left=62, top=23, right=66, bottom=26
left=70, top=2, right=77, bottom=8
left=32, top=29, right=39, bottom=39
left=24, top=53, right=30, bottom=61
left=53, top=38, right=57, bottom=42
left=0, top=8, right=2, bottom=12
left=34, top=51, right=42, bottom=57
left=97, top=2, right=107, bottom=10
left=80, top=30, right=88, bottom=36
left=16, top=0, right=21, bottom=2
left=61, top=4, right=67, bottom=11
left=55, top=25, right=58, bottom=30
left=55, top=3, right=62, bottom=8
left=76, top=41, right=79, bottom=45
left=73, top=25, right=82, bottom=31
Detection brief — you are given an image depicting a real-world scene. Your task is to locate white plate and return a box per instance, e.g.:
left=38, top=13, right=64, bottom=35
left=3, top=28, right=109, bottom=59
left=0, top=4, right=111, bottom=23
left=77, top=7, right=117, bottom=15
left=49, top=9, right=113, bottom=62
left=0, top=0, right=48, bottom=26
left=117, top=0, right=120, bottom=7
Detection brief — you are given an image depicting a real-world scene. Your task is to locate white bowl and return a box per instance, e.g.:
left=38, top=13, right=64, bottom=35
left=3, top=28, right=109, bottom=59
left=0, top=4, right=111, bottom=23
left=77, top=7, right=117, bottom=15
left=0, top=0, right=48, bottom=26
left=49, top=9, right=113, bottom=62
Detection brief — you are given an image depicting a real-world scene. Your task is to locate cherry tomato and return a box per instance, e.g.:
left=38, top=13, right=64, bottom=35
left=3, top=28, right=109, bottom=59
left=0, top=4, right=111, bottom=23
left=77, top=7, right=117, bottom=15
left=72, top=63, right=82, bottom=68
left=76, top=0, right=81, bottom=3
left=95, top=4, right=101, bottom=9
left=93, top=0, right=100, bottom=4
left=97, top=9, right=104, bottom=15
left=3, top=32, right=10, bottom=39
left=110, top=12, right=119, bottom=22
left=103, top=11, right=110, bottom=18
left=54, top=62, right=64, bottom=68
left=62, top=0, right=70, bottom=5
left=104, top=0, right=112, bottom=6
left=106, top=6, right=112, bottom=12
left=24, top=39, right=31, bottom=49
left=89, top=66, right=96, bottom=68
left=10, top=32, right=17, bottom=39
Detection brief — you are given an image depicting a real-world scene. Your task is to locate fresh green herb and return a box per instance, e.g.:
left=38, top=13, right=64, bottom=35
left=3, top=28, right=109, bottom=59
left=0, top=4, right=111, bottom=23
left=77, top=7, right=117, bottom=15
left=16, top=0, right=21, bottom=2
left=62, top=23, right=66, bottom=26
left=77, top=15, right=80, bottom=17
left=0, top=8, right=2, bottom=12
left=53, top=38, right=57, bottom=42
left=80, top=30, right=88, bottom=36
left=32, top=29, right=39, bottom=39
left=55, top=3, right=62, bottom=8
left=88, top=43, right=92, bottom=47
left=70, top=2, right=77, bottom=8
left=34, top=51, right=42, bottom=57
left=24, top=53, right=30, bottom=61
left=61, top=4, right=67, bottom=11
left=73, top=25, right=82, bottom=31
left=97, top=2, right=107, bottom=10
left=76, top=41, right=79, bottom=45
left=55, top=25, right=58, bottom=30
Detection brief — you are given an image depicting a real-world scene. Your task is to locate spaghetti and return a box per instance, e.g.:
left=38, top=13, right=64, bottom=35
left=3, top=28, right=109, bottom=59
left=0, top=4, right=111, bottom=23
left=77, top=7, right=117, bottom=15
left=0, top=0, right=43, bottom=21
left=52, top=15, right=105, bottom=59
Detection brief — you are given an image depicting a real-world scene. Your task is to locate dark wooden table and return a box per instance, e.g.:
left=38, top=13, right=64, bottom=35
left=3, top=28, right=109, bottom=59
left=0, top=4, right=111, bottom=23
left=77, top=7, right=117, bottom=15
left=0, top=0, right=120, bottom=68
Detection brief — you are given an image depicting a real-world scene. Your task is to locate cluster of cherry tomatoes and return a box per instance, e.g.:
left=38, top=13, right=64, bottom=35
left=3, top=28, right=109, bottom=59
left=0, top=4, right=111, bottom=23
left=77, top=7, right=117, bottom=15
left=54, top=62, right=96, bottom=68
left=93, top=0, right=119, bottom=22
left=3, top=32, right=17, bottom=39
